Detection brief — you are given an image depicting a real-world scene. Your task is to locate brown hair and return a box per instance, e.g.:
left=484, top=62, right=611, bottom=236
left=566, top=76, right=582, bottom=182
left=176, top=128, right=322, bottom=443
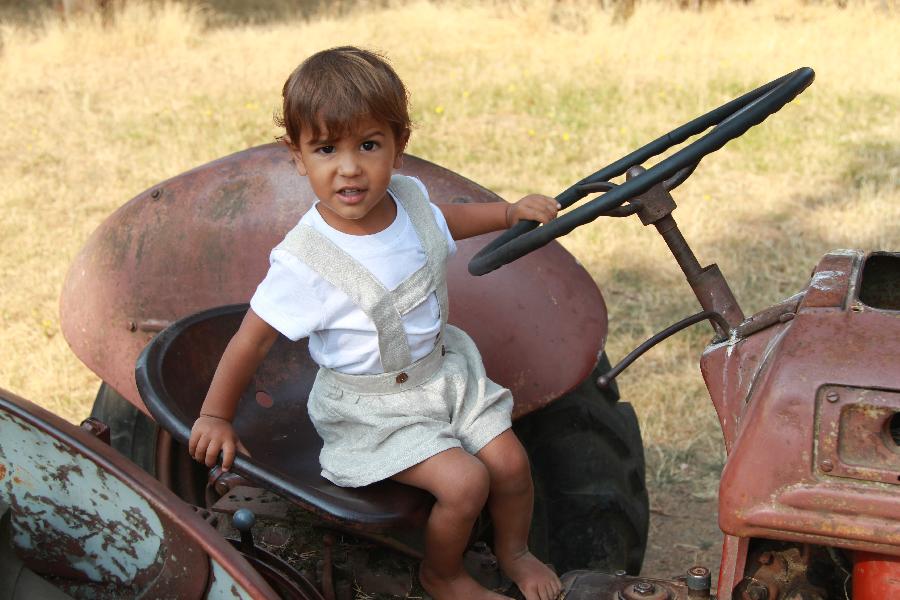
left=277, top=46, right=411, bottom=149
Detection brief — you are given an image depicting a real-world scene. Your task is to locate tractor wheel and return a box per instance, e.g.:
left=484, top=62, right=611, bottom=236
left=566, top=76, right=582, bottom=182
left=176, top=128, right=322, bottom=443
left=90, top=383, right=208, bottom=505
left=513, top=355, right=649, bottom=575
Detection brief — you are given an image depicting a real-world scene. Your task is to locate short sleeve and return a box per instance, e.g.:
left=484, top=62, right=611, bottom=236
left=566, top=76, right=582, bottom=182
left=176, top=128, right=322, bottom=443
left=407, top=176, right=458, bottom=257
left=249, top=249, right=325, bottom=341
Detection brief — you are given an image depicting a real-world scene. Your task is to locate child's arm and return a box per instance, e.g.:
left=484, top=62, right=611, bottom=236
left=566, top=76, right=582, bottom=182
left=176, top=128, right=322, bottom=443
left=188, top=309, right=279, bottom=471
left=438, top=194, right=561, bottom=241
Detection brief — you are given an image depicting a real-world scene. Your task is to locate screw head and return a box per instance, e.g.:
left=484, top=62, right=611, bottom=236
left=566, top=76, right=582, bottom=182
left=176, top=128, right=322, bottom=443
left=821, top=459, right=834, bottom=472
left=633, top=581, right=656, bottom=596
left=826, top=391, right=840, bottom=403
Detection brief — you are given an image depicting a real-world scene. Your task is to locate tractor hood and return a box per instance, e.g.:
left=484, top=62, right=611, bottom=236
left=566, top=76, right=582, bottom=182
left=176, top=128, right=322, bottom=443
left=60, top=144, right=607, bottom=419
left=702, top=250, right=900, bottom=558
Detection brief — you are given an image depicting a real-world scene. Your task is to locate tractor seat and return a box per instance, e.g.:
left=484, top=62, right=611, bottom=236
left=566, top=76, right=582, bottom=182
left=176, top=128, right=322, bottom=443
left=136, top=304, right=434, bottom=532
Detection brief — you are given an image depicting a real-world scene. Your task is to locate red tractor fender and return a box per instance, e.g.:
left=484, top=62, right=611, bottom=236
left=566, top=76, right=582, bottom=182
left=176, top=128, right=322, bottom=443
left=61, top=144, right=607, bottom=419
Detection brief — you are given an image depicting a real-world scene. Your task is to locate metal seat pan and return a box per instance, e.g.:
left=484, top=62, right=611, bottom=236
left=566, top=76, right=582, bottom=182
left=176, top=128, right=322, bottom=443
left=136, top=304, right=434, bottom=531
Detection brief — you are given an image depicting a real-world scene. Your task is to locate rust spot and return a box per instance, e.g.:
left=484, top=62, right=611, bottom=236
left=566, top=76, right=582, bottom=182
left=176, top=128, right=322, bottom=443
left=0, top=463, right=6, bottom=480
left=13, top=476, right=22, bottom=484
left=255, top=390, right=273, bottom=408
left=53, top=464, right=84, bottom=492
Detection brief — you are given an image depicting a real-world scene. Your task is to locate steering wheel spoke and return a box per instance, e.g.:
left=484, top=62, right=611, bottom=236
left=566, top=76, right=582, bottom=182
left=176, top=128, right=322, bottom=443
left=468, top=67, right=815, bottom=276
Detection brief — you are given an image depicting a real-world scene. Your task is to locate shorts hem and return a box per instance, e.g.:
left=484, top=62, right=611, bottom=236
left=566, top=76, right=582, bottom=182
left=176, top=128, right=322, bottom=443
left=461, top=418, right=513, bottom=455
left=320, top=438, right=462, bottom=488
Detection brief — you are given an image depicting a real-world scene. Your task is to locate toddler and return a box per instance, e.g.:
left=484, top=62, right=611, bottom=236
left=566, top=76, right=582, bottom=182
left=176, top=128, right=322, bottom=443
left=189, top=46, right=562, bottom=600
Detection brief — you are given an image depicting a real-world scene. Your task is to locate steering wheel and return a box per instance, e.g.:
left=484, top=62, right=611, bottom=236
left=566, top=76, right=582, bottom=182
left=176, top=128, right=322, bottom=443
left=468, top=67, right=815, bottom=276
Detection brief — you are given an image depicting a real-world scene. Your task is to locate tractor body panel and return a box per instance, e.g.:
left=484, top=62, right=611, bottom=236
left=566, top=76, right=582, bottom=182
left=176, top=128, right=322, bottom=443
left=60, top=144, right=607, bottom=420
left=0, top=388, right=280, bottom=598
left=702, top=250, right=900, bottom=557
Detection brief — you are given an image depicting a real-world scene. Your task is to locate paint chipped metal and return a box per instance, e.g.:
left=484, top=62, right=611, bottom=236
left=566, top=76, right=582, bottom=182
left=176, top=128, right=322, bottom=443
left=0, top=409, right=164, bottom=584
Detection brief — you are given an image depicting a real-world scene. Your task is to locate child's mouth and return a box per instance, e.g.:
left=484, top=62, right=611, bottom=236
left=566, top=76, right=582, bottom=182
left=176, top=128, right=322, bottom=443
left=337, top=187, right=366, bottom=204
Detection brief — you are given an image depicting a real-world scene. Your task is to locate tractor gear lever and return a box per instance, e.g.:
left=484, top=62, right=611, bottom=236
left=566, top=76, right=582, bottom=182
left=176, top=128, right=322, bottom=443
left=232, top=508, right=257, bottom=557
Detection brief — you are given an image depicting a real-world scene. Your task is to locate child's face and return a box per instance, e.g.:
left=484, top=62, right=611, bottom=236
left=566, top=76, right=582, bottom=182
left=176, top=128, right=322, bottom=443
left=291, top=115, right=406, bottom=234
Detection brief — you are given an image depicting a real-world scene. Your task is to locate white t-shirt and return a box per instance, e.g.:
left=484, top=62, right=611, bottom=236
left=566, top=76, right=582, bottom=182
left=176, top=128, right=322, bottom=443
left=250, top=177, right=457, bottom=375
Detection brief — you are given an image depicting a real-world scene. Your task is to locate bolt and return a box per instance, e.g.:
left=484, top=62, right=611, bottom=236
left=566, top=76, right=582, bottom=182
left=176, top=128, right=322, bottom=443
left=687, top=565, right=711, bottom=591
left=127, top=321, right=136, bottom=332
left=151, top=189, right=161, bottom=199
left=615, top=570, right=627, bottom=577
left=633, top=581, right=656, bottom=596
left=826, top=391, right=840, bottom=403
left=821, top=459, right=834, bottom=472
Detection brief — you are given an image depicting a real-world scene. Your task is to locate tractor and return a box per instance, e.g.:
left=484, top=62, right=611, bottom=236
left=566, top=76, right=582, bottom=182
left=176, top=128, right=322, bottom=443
left=1, top=66, right=897, bottom=598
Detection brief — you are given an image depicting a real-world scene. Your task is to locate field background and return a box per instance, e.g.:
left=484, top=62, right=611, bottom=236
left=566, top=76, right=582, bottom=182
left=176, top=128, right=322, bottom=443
left=1, top=0, right=898, bottom=582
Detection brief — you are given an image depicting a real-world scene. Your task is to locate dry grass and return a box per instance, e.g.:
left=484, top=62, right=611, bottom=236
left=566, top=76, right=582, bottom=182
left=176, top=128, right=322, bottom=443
left=1, top=0, right=897, bottom=491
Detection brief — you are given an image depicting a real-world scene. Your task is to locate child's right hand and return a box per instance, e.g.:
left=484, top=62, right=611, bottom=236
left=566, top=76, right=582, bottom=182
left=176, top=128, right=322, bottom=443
left=189, top=415, right=249, bottom=471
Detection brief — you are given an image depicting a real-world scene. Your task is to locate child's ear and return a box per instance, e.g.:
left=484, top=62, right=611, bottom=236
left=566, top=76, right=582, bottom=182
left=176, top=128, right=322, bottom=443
left=393, top=129, right=410, bottom=169
left=288, top=145, right=308, bottom=176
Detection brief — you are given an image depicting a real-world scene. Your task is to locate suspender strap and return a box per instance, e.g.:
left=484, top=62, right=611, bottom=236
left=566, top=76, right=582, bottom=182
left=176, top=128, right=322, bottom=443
left=279, top=175, right=450, bottom=372
left=386, top=175, right=450, bottom=331
left=283, top=226, right=412, bottom=370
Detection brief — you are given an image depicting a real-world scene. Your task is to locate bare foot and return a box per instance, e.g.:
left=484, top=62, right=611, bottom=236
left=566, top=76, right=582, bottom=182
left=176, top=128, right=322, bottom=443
left=498, top=550, right=562, bottom=600
left=420, top=563, right=512, bottom=600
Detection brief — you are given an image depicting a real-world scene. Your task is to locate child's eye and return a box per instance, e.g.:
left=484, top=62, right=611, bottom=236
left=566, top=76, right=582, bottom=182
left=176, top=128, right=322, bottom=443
left=361, top=141, right=379, bottom=151
left=316, top=145, right=335, bottom=154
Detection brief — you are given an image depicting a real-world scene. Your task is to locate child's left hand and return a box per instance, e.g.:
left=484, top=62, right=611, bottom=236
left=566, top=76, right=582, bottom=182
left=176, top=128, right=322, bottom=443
left=507, top=194, right=561, bottom=227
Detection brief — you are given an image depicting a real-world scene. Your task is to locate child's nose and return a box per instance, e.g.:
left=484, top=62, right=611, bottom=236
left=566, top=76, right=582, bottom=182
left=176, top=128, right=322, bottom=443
left=337, top=152, right=362, bottom=177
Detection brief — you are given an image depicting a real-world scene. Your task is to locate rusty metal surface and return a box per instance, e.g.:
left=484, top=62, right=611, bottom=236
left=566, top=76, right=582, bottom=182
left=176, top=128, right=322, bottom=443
left=716, top=535, right=750, bottom=600
left=701, top=250, right=900, bottom=558
left=224, top=537, right=326, bottom=600
left=449, top=234, right=606, bottom=418
left=733, top=291, right=803, bottom=339
left=60, top=144, right=606, bottom=420
left=0, top=387, right=280, bottom=599
left=211, top=486, right=293, bottom=521
left=625, top=170, right=743, bottom=332
left=816, top=385, right=900, bottom=486
left=687, top=264, right=745, bottom=331
left=701, top=322, right=786, bottom=453
left=560, top=570, right=692, bottom=599
left=79, top=416, right=111, bottom=444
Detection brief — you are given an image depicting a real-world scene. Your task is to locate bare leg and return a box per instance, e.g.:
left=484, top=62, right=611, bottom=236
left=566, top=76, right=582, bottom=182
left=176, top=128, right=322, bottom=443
left=477, top=430, right=562, bottom=600
left=392, top=448, right=511, bottom=600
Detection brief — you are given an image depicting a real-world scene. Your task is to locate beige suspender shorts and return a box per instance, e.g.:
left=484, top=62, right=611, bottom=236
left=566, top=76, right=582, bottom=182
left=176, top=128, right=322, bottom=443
left=280, top=175, right=512, bottom=488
